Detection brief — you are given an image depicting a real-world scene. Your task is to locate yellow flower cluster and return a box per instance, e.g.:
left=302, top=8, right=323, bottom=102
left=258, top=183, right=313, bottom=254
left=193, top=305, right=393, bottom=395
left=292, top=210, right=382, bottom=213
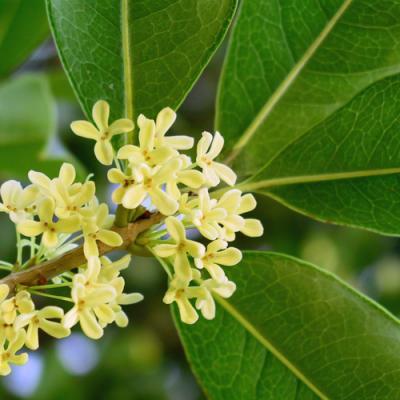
left=0, top=100, right=263, bottom=374
left=72, top=100, right=262, bottom=324
left=0, top=161, right=140, bottom=374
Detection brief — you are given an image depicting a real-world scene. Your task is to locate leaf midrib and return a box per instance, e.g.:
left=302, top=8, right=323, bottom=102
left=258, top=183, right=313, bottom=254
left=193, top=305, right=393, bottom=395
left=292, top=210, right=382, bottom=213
left=215, top=295, right=329, bottom=400
left=224, top=0, right=353, bottom=164
left=216, top=251, right=400, bottom=400
left=239, top=167, right=400, bottom=191
left=121, top=0, right=134, bottom=142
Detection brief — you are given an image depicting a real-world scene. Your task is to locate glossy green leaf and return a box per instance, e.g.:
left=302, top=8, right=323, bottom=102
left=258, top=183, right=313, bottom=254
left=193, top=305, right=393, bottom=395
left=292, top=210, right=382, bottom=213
left=0, top=0, right=49, bottom=79
left=239, top=75, right=400, bottom=235
left=0, top=74, right=84, bottom=179
left=217, top=0, right=400, bottom=176
left=47, top=0, right=237, bottom=143
left=216, top=0, right=400, bottom=235
left=174, top=251, right=400, bottom=400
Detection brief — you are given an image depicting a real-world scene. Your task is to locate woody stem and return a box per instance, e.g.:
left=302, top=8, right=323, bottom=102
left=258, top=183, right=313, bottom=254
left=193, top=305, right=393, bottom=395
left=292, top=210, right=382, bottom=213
left=0, top=212, right=164, bottom=293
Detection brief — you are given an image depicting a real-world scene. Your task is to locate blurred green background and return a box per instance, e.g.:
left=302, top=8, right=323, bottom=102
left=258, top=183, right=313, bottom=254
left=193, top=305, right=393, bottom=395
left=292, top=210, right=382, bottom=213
left=1, top=10, right=400, bottom=400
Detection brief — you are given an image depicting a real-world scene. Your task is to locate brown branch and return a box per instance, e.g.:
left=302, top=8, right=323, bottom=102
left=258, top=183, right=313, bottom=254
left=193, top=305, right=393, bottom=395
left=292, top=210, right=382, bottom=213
left=0, top=212, right=164, bottom=292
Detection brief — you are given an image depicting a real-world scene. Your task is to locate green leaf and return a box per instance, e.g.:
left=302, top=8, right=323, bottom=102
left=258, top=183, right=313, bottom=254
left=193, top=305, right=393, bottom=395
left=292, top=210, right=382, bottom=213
left=216, top=0, right=400, bottom=176
left=0, top=73, right=85, bottom=179
left=0, top=0, right=49, bottom=79
left=174, top=251, right=400, bottom=400
left=46, top=0, right=237, bottom=142
left=239, top=75, right=400, bottom=235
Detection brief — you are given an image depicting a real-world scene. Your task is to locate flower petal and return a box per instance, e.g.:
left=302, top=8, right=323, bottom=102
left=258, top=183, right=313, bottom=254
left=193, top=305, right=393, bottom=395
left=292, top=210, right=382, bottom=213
left=97, top=229, right=123, bottom=247
left=150, top=188, right=178, bottom=216
left=212, top=161, right=237, bottom=186
left=241, top=219, right=264, bottom=237
left=94, top=140, right=114, bottom=165
left=165, top=216, right=186, bottom=242
left=155, top=107, right=176, bottom=137
left=80, top=308, right=103, bottom=339
left=92, top=100, right=109, bottom=131
left=70, top=121, right=99, bottom=140
left=17, top=220, right=43, bottom=237
left=108, top=118, right=134, bottom=135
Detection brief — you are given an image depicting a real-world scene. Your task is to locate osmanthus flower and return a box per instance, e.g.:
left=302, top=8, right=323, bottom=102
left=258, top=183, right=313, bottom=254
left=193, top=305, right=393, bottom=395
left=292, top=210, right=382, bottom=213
left=162, top=274, right=199, bottom=324
left=196, top=131, right=237, bottom=187
left=52, top=179, right=96, bottom=219
left=107, top=168, right=137, bottom=208
left=155, top=107, right=194, bottom=150
left=111, top=158, right=183, bottom=215
left=1, top=290, right=34, bottom=325
left=28, top=162, right=78, bottom=196
left=163, top=269, right=236, bottom=324
left=0, top=99, right=264, bottom=375
left=80, top=202, right=122, bottom=258
left=17, top=197, right=80, bottom=248
left=117, top=114, right=174, bottom=167
left=166, top=155, right=205, bottom=200
left=188, top=188, right=227, bottom=240
left=70, top=100, right=134, bottom=165
left=194, top=239, right=242, bottom=282
left=15, top=306, right=70, bottom=350
left=0, top=330, right=28, bottom=376
left=195, top=276, right=236, bottom=320
left=63, top=258, right=118, bottom=339
left=217, top=189, right=263, bottom=241
left=106, top=276, right=144, bottom=328
left=95, top=255, right=143, bottom=328
left=153, top=216, right=205, bottom=280
left=0, top=180, right=38, bottom=223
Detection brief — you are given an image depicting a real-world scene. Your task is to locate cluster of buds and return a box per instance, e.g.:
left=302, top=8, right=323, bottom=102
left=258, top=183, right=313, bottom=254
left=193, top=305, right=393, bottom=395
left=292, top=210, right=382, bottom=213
left=0, top=100, right=262, bottom=375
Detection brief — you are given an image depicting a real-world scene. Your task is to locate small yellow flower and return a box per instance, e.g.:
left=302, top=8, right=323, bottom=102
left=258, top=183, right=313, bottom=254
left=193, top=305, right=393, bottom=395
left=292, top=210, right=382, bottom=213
left=115, top=159, right=182, bottom=215
left=195, top=277, right=236, bottom=320
left=153, top=216, right=205, bottom=280
left=81, top=203, right=122, bottom=258
left=1, top=291, right=34, bottom=325
left=196, top=131, right=236, bottom=186
left=155, top=107, right=194, bottom=150
left=166, top=155, right=205, bottom=200
left=107, top=168, right=137, bottom=208
left=117, top=114, right=174, bottom=167
left=0, top=180, right=38, bottom=223
left=0, top=330, right=28, bottom=376
left=194, top=239, right=242, bottom=282
left=29, top=162, right=77, bottom=194
left=63, top=258, right=117, bottom=339
left=107, top=276, right=143, bottom=328
left=217, top=190, right=263, bottom=241
left=15, top=306, right=70, bottom=350
left=189, top=188, right=227, bottom=240
left=163, top=274, right=199, bottom=324
left=70, top=100, right=134, bottom=165
left=17, top=198, right=80, bottom=248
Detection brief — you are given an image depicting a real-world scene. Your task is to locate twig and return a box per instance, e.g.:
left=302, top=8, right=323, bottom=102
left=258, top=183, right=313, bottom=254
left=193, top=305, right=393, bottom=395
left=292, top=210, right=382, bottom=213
left=0, top=212, right=164, bottom=293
